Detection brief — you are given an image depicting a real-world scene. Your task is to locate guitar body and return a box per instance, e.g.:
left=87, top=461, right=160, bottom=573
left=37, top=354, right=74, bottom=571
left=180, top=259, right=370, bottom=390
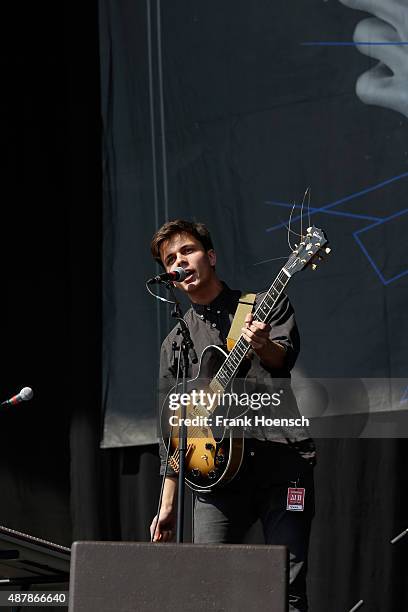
left=161, top=345, right=245, bottom=492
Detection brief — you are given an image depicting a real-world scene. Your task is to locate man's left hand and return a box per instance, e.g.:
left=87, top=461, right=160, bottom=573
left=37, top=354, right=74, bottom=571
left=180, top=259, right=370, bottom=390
left=241, top=313, right=271, bottom=350
left=241, top=313, right=286, bottom=369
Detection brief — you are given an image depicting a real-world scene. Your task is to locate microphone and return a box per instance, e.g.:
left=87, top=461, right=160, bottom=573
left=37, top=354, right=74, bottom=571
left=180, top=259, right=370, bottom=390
left=1, top=387, right=33, bottom=407
left=147, top=267, right=188, bottom=285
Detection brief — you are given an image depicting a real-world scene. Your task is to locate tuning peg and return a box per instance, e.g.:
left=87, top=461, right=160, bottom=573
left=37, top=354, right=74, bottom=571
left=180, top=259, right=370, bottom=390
left=325, top=247, right=331, bottom=254
left=311, top=263, right=317, bottom=271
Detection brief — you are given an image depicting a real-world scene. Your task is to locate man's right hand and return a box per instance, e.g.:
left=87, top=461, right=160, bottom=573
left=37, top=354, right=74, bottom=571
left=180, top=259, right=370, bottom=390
left=150, top=505, right=176, bottom=542
left=150, top=476, right=178, bottom=542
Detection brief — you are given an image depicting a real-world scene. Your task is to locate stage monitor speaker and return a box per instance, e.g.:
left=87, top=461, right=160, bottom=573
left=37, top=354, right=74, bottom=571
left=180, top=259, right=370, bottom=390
left=69, top=541, right=288, bottom=612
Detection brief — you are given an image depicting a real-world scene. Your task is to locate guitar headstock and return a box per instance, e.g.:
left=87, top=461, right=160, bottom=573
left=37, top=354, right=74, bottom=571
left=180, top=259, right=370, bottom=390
left=285, top=226, right=330, bottom=275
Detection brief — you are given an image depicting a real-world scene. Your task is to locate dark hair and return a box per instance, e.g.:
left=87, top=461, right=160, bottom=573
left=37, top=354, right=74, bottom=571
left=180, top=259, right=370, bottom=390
left=150, top=219, right=214, bottom=267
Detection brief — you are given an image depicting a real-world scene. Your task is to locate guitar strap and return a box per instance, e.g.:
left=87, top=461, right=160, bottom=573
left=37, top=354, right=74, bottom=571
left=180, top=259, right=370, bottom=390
left=227, top=292, right=256, bottom=352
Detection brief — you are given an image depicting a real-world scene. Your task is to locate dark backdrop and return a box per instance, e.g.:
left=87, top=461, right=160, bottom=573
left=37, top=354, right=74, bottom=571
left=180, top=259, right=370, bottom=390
left=101, top=0, right=408, bottom=448
left=0, top=3, right=407, bottom=612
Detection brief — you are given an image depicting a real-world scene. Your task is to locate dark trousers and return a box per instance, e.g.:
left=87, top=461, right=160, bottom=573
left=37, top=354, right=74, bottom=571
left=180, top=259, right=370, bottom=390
left=193, top=440, right=315, bottom=612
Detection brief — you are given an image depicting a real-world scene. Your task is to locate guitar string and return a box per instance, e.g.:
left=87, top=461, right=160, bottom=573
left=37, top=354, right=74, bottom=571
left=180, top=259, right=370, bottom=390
left=171, top=271, right=291, bottom=458
left=287, top=200, right=298, bottom=252
left=300, top=189, right=305, bottom=240
left=215, top=270, right=289, bottom=388
left=170, top=271, right=288, bottom=468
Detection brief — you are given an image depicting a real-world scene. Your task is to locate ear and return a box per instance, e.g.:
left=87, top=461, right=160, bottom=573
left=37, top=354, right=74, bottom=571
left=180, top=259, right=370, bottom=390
left=207, top=249, right=216, bottom=267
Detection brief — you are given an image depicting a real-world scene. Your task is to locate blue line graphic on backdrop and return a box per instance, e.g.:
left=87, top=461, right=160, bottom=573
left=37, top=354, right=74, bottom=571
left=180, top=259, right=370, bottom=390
left=354, top=209, right=408, bottom=285
left=264, top=172, right=408, bottom=285
left=265, top=172, right=408, bottom=232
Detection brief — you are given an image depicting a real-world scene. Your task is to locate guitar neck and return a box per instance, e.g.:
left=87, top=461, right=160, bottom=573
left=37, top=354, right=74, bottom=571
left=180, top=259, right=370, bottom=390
left=209, top=267, right=291, bottom=397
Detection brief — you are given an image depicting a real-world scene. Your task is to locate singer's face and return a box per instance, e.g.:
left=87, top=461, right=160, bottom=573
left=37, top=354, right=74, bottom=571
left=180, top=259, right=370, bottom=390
left=160, top=232, right=217, bottom=297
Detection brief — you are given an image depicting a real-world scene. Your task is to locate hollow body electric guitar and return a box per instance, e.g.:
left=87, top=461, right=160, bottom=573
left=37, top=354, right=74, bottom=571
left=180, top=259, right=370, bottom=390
left=161, top=226, right=330, bottom=492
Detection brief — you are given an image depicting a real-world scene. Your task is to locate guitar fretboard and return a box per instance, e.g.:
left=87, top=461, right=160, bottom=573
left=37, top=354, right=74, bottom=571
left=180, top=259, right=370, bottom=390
left=209, top=268, right=290, bottom=397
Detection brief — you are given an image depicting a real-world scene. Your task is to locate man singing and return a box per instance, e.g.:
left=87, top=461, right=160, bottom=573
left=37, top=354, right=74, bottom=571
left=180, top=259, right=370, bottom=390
left=149, top=219, right=315, bottom=612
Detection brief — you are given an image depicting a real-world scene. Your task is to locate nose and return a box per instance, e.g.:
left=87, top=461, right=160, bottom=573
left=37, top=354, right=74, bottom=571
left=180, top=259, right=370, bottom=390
left=175, top=251, right=188, bottom=268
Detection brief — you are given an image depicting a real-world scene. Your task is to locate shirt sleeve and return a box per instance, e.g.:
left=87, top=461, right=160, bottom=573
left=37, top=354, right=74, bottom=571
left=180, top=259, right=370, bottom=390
left=258, top=292, right=300, bottom=374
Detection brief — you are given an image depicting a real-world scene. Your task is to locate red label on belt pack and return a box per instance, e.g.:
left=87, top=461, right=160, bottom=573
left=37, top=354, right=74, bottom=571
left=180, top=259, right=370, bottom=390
left=286, top=487, right=305, bottom=511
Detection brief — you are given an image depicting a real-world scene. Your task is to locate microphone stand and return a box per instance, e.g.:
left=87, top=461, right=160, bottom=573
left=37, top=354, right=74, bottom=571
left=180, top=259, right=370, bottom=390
left=165, top=283, right=197, bottom=543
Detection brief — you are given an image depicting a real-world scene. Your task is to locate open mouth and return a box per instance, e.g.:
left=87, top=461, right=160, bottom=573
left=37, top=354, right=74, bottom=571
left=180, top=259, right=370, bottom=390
left=183, top=270, right=195, bottom=282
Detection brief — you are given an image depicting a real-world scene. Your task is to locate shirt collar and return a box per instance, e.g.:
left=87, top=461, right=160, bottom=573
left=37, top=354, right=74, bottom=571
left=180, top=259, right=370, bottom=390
left=191, top=282, right=241, bottom=316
